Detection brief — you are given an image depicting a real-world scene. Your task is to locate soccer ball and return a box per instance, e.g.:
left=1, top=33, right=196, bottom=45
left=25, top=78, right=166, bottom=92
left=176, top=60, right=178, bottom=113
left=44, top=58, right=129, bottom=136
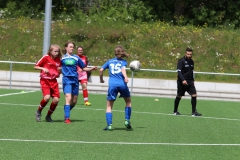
left=129, top=60, right=141, bottom=72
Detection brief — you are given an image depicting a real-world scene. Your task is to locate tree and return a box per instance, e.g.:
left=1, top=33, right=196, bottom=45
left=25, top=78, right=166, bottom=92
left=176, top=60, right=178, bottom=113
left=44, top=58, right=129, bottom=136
left=174, top=0, right=185, bottom=17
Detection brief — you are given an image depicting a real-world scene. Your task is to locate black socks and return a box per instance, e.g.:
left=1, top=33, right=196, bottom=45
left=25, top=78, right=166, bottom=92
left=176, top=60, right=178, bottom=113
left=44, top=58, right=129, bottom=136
left=174, top=97, right=181, bottom=112
left=191, top=97, right=197, bottom=113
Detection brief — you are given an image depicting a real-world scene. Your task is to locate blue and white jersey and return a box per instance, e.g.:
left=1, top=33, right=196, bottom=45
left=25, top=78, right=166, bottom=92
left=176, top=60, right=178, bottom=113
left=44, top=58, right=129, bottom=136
left=101, top=57, right=128, bottom=86
left=61, top=54, right=85, bottom=77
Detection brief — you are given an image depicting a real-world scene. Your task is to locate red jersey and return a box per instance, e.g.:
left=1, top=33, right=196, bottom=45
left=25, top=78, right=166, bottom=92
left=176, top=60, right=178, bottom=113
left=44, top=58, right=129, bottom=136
left=35, top=55, right=61, bottom=79
left=78, top=54, right=88, bottom=66
left=77, top=54, right=88, bottom=80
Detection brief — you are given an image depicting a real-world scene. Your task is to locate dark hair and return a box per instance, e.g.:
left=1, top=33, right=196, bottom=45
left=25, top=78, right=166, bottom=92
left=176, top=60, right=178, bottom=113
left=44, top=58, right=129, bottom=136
left=186, top=47, right=193, bottom=52
left=63, top=41, right=75, bottom=54
left=77, top=46, right=83, bottom=50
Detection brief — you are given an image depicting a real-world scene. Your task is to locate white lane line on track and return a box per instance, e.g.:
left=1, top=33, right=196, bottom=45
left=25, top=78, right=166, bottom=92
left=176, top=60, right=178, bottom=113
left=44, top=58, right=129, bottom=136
left=1, top=102, right=240, bottom=121
left=0, top=90, right=38, bottom=97
left=0, top=138, right=240, bottom=146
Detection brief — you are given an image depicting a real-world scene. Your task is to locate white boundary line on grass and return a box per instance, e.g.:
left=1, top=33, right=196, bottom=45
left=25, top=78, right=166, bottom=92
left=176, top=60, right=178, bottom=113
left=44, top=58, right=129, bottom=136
left=0, top=90, right=37, bottom=97
left=0, top=138, right=240, bottom=146
left=0, top=90, right=239, bottom=122
left=1, top=99, right=240, bottom=146
left=1, top=102, right=240, bottom=122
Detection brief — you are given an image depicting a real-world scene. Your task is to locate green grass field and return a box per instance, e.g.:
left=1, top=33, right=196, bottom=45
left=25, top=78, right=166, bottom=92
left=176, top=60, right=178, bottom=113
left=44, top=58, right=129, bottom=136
left=0, top=89, right=240, bottom=160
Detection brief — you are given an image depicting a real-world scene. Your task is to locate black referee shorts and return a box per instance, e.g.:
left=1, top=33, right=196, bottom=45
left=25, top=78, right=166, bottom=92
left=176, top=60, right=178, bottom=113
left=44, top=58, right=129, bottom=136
left=177, top=80, right=196, bottom=96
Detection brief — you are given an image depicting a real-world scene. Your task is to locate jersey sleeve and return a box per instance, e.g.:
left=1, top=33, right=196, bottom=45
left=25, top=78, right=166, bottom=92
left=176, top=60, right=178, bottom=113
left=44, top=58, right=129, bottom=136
left=177, top=58, right=184, bottom=71
left=177, top=59, right=185, bottom=81
left=77, top=57, right=85, bottom=69
left=35, top=56, right=46, bottom=67
left=101, top=60, right=109, bottom=70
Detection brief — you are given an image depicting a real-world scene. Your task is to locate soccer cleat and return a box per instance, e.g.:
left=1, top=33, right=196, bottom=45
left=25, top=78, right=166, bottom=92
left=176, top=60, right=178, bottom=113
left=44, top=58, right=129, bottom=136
left=84, top=102, right=91, bottom=106
left=45, top=115, right=53, bottom=122
left=65, top=118, right=71, bottom=124
left=173, top=111, right=181, bottom=115
left=35, top=111, right=41, bottom=122
left=124, top=120, right=132, bottom=129
left=192, top=111, right=202, bottom=116
left=103, top=124, right=112, bottom=131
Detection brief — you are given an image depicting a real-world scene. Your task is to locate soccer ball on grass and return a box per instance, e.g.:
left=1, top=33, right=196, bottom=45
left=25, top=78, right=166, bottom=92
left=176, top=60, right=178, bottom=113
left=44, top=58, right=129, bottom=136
left=129, top=60, right=141, bottom=72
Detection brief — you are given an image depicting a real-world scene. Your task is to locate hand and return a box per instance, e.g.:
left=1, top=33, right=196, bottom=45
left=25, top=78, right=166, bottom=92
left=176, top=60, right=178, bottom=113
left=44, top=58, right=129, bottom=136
left=42, top=68, right=49, bottom=73
left=124, top=78, right=129, bottom=83
left=182, top=80, right=188, bottom=85
left=92, top=66, right=98, bottom=71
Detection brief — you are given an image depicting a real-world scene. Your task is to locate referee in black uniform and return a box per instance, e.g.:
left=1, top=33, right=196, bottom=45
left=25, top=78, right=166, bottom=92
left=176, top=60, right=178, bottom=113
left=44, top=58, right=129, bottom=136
left=173, top=47, right=202, bottom=116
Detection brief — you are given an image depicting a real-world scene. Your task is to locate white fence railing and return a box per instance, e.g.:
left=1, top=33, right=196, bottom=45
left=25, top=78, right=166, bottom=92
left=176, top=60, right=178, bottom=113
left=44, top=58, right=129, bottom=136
left=2, top=60, right=240, bottom=84
left=2, top=61, right=240, bottom=101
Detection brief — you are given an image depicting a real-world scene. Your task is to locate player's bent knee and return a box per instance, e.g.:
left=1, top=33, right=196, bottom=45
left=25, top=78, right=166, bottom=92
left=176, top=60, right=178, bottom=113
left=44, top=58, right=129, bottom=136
left=192, top=94, right=197, bottom=97
left=126, top=102, right=131, bottom=106
left=44, top=95, right=51, bottom=101
left=52, top=97, right=59, bottom=103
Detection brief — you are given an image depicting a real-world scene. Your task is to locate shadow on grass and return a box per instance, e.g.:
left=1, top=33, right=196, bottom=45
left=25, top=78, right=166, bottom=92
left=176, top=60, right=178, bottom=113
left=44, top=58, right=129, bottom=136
left=135, top=126, right=147, bottom=128
left=113, top=127, right=134, bottom=131
left=47, top=119, right=86, bottom=123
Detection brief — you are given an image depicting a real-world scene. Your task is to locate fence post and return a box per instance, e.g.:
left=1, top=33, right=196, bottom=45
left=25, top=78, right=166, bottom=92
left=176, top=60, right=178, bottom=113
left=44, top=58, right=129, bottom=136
left=42, top=0, right=52, bottom=56
left=9, top=62, right=12, bottom=89
left=131, top=71, right=134, bottom=93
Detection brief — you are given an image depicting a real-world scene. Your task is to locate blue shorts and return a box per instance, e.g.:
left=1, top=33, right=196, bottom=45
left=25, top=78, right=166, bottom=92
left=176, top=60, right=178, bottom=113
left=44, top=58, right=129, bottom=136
left=62, top=76, right=79, bottom=95
left=107, top=85, right=130, bottom=101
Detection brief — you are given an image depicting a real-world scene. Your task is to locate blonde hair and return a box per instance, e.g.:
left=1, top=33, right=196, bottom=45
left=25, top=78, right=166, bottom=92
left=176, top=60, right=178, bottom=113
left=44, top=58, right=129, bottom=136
left=48, top=44, right=62, bottom=58
left=114, top=45, right=129, bottom=58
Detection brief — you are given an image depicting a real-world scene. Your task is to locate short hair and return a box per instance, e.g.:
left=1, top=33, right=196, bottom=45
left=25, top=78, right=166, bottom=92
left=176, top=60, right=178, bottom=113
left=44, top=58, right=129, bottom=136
left=77, top=46, right=83, bottom=50
left=186, top=47, right=193, bottom=52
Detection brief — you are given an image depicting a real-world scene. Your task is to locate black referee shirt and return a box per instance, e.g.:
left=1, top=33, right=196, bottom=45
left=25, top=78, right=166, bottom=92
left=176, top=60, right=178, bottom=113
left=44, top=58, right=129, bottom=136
left=177, top=56, right=194, bottom=81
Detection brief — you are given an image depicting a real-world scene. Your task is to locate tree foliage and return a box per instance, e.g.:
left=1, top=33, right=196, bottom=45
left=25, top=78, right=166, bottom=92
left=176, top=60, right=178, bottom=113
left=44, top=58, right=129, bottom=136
left=0, top=0, right=240, bottom=28
left=142, top=0, right=240, bottom=28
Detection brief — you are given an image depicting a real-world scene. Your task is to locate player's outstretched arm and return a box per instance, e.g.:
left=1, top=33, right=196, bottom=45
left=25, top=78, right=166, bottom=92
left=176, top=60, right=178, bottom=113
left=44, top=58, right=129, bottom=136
left=99, top=68, right=105, bottom=83
left=83, top=66, right=97, bottom=72
left=121, top=67, right=128, bottom=83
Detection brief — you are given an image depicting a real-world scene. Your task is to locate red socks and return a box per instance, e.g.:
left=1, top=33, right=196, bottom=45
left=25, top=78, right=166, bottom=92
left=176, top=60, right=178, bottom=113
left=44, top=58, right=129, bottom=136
left=47, top=102, right=58, bottom=116
left=37, top=99, right=48, bottom=112
left=83, top=89, right=88, bottom=102
left=37, top=99, right=58, bottom=116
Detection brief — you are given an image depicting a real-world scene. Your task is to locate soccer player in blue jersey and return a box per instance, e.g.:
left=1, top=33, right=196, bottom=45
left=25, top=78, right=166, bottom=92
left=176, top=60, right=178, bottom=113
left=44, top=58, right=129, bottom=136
left=61, top=41, right=97, bottom=124
left=99, top=45, right=132, bottom=130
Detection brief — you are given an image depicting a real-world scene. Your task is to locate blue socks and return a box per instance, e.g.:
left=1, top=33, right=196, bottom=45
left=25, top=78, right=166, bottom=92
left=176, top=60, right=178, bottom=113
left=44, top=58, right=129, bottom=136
left=125, top=107, right=132, bottom=121
left=64, top=105, right=70, bottom=119
left=105, top=107, right=131, bottom=126
left=106, top=112, right=112, bottom=125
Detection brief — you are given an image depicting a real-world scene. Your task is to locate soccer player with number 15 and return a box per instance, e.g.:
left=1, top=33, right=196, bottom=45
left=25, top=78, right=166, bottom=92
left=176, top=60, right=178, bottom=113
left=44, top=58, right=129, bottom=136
left=99, top=45, right=132, bottom=131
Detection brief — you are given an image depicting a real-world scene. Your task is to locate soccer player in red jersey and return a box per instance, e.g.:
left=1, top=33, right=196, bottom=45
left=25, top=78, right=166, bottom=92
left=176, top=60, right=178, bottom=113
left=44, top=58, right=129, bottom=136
left=34, top=44, right=62, bottom=122
left=77, top=46, right=92, bottom=106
